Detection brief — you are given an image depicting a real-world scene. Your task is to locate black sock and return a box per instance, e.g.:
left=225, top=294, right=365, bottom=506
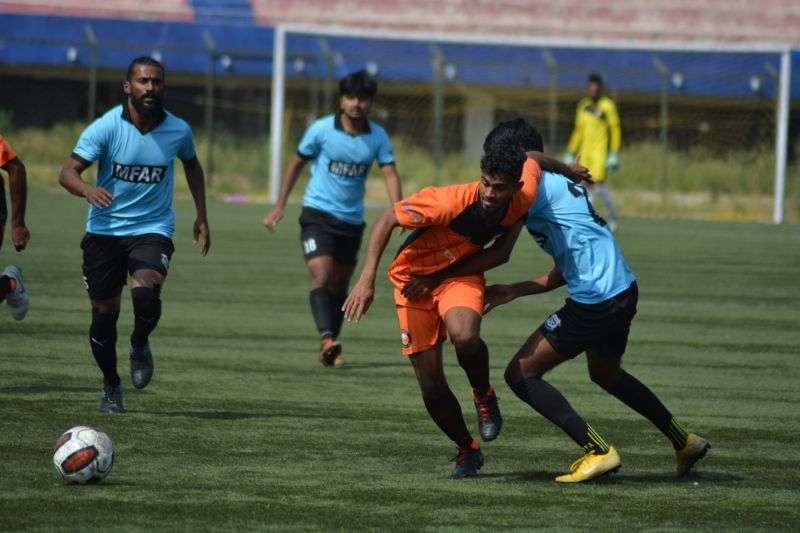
left=309, top=287, right=334, bottom=340
left=423, top=388, right=473, bottom=449
left=0, top=275, right=11, bottom=302
left=130, top=286, right=162, bottom=349
left=509, top=377, right=609, bottom=454
left=667, top=417, right=690, bottom=451
left=330, top=292, right=347, bottom=340
left=90, top=309, right=121, bottom=388
left=455, top=338, right=490, bottom=392
left=601, top=370, right=686, bottom=450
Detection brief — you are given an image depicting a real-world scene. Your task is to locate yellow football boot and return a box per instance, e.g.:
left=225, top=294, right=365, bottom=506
left=555, top=447, right=621, bottom=483
left=676, top=434, right=710, bottom=477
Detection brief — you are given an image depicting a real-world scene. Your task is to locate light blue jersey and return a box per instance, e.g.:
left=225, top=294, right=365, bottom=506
left=72, top=105, right=196, bottom=238
left=299, top=113, right=395, bottom=225
left=526, top=171, right=635, bottom=304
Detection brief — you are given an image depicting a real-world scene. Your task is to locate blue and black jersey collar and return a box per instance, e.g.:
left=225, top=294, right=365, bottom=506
left=334, top=112, right=371, bottom=135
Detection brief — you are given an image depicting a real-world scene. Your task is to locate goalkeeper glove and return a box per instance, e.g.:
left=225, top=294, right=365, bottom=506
left=563, top=152, right=575, bottom=164
left=606, top=151, right=619, bottom=171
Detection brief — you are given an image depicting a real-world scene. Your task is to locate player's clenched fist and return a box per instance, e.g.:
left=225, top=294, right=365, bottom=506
left=262, top=206, right=284, bottom=232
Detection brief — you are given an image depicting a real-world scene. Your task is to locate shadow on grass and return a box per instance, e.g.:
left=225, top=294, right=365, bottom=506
left=479, top=470, right=558, bottom=482
left=613, top=470, right=740, bottom=483
left=332, top=362, right=409, bottom=370
left=0, top=385, right=97, bottom=394
left=150, top=410, right=351, bottom=421
left=479, top=469, right=737, bottom=484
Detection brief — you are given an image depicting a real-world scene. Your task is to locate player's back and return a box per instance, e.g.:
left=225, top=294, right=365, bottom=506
left=525, top=171, right=634, bottom=303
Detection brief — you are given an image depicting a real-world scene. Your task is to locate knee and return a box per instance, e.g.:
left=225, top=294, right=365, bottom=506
left=504, top=361, right=520, bottom=386
left=307, top=263, right=332, bottom=288
left=131, top=286, right=161, bottom=315
left=310, top=274, right=331, bottom=289
left=589, top=368, right=621, bottom=390
left=91, top=307, right=120, bottom=324
left=450, top=329, right=480, bottom=353
left=505, top=356, right=543, bottom=385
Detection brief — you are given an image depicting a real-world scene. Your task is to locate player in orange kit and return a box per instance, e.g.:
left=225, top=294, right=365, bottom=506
left=0, top=134, right=30, bottom=320
left=343, top=126, right=588, bottom=478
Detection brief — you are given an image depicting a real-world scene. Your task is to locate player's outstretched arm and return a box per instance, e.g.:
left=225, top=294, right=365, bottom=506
left=59, top=156, right=113, bottom=209
left=401, top=218, right=525, bottom=300
left=484, top=263, right=565, bottom=314
left=343, top=207, right=399, bottom=322
left=2, top=156, right=30, bottom=251
left=263, top=154, right=308, bottom=232
left=183, top=157, right=210, bottom=256
left=527, top=151, right=592, bottom=184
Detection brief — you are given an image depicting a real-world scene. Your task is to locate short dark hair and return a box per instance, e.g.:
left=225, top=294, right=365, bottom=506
left=339, top=69, right=377, bottom=99
left=480, top=144, right=526, bottom=182
left=126, top=56, right=165, bottom=81
left=483, top=117, right=543, bottom=153
left=587, top=73, right=603, bottom=87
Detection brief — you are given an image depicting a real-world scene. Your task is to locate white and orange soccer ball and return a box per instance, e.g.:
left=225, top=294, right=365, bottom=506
left=53, top=426, right=114, bottom=484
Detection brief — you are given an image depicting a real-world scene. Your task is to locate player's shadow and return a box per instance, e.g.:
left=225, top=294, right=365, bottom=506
left=479, top=470, right=563, bottom=482
left=612, top=470, right=740, bottom=483
left=332, top=361, right=409, bottom=370
left=150, top=410, right=350, bottom=421
left=0, top=385, right=97, bottom=394
left=481, top=470, right=737, bottom=484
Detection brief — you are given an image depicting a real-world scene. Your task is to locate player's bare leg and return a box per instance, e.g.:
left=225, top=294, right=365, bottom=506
left=505, top=331, right=620, bottom=482
left=410, top=343, right=483, bottom=478
left=127, top=268, right=165, bottom=389
left=444, top=306, right=502, bottom=441
left=585, top=349, right=710, bottom=476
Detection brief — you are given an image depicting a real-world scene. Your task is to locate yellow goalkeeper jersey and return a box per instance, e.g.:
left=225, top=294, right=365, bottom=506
left=566, top=96, right=621, bottom=181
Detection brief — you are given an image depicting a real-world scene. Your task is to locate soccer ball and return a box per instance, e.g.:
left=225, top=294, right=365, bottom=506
left=53, top=426, right=114, bottom=484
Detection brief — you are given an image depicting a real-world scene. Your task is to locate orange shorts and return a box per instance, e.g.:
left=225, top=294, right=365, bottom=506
left=393, top=275, right=484, bottom=355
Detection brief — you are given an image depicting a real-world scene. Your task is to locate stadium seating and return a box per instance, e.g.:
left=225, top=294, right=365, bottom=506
left=250, top=0, right=800, bottom=47
left=1, top=0, right=798, bottom=46
left=0, top=0, right=194, bottom=22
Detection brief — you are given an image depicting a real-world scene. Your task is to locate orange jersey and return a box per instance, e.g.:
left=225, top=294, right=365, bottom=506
left=388, top=158, right=541, bottom=288
left=0, top=135, right=17, bottom=168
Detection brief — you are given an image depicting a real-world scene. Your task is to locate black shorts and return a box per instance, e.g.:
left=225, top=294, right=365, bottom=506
left=539, top=282, right=638, bottom=360
left=298, top=207, right=365, bottom=266
left=81, top=233, right=174, bottom=299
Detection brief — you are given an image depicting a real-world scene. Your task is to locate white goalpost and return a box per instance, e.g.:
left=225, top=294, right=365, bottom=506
left=270, top=24, right=792, bottom=223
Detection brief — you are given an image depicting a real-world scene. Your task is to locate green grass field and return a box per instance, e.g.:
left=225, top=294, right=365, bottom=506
left=1, top=190, right=799, bottom=531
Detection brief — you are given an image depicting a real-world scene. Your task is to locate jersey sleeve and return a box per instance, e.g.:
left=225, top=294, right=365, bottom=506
left=296, top=120, right=323, bottom=160
left=375, top=127, right=395, bottom=166
left=177, top=124, right=197, bottom=161
left=73, top=116, right=110, bottom=163
left=0, top=135, right=18, bottom=167
left=506, top=158, right=541, bottom=222
left=522, top=157, right=542, bottom=192
left=394, top=185, right=463, bottom=229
